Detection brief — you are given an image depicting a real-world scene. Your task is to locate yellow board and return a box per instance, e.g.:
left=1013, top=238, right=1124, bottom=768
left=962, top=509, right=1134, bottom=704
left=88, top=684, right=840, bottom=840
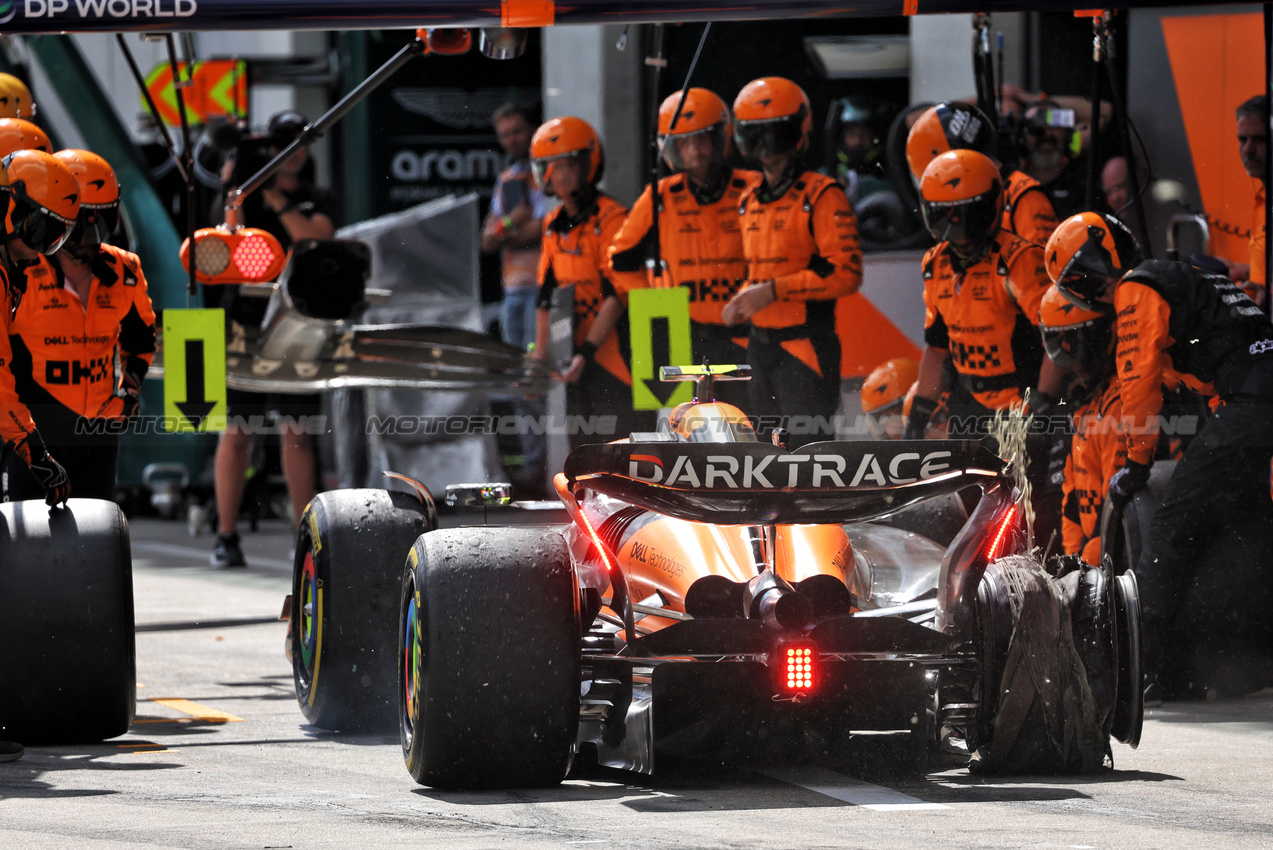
left=629, top=288, right=693, bottom=411
left=143, top=59, right=248, bottom=127
left=163, top=309, right=227, bottom=433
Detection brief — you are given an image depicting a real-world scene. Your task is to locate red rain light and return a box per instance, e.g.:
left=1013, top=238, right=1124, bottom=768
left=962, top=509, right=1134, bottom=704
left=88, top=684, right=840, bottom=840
left=233, top=233, right=280, bottom=280
left=983, top=503, right=1018, bottom=562
left=576, top=508, right=614, bottom=573
left=772, top=642, right=817, bottom=694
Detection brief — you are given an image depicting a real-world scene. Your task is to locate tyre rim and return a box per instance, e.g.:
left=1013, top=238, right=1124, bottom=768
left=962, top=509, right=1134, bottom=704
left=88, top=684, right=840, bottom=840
left=299, top=550, right=318, bottom=677
left=402, top=593, right=420, bottom=745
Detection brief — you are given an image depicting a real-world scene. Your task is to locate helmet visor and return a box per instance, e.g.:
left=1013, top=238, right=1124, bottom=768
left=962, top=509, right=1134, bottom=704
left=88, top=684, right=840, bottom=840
left=864, top=403, right=905, bottom=440
left=1042, top=318, right=1113, bottom=372
left=8, top=190, right=74, bottom=254
left=659, top=124, right=728, bottom=172
left=69, top=202, right=120, bottom=248
left=1056, top=274, right=1113, bottom=313
left=734, top=115, right=804, bottom=161
left=920, top=194, right=999, bottom=256
left=531, top=150, right=587, bottom=195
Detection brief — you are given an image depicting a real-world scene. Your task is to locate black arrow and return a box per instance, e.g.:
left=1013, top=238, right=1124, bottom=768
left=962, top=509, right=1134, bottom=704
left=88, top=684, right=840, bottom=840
left=176, top=339, right=216, bottom=430
left=642, top=316, right=680, bottom=406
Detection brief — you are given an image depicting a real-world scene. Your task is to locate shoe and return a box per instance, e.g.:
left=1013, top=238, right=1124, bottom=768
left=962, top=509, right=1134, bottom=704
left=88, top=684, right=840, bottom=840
left=211, top=532, right=248, bottom=568
left=0, top=741, right=23, bottom=762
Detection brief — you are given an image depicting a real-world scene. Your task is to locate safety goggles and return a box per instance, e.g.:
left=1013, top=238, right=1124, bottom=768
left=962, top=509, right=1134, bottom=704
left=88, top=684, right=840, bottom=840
left=67, top=202, right=120, bottom=248
left=658, top=124, right=728, bottom=172
left=530, top=151, right=586, bottom=194
left=6, top=189, right=74, bottom=255
left=920, top=195, right=999, bottom=257
left=1041, top=316, right=1113, bottom=373
left=734, top=115, right=804, bottom=161
left=1055, top=274, right=1114, bottom=313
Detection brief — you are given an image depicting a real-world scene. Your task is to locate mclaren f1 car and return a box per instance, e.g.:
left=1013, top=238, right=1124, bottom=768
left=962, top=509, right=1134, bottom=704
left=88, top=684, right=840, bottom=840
left=287, top=364, right=1142, bottom=787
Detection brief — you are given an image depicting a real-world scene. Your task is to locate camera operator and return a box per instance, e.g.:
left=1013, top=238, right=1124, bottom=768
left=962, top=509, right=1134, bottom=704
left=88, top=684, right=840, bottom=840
left=210, top=110, right=336, bottom=568
left=1020, top=97, right=1113, bottom=220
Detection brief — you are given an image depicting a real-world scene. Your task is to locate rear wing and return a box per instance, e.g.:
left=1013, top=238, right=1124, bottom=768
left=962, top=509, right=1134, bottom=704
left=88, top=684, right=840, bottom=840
left=563, top=440, right=1005, bottom=525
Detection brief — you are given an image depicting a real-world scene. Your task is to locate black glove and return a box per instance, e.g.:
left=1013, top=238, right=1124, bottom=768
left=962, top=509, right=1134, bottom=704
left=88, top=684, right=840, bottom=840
left=15, top=431, right=71, bottom=507
left=1107, top=459, right=1151, bottom=511
left=119, top=357, right=147, bottom=420
left=904, top=395, right=938, bottom=440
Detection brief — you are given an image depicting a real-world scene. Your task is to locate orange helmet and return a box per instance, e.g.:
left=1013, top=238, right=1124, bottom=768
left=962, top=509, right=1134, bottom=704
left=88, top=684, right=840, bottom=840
left=1044, top=212, right=1142, bottom=310
left=1038, top=284, right=1114, bottom=375
left=530, top=116, right=604, bottom=193
left=861, top=358, right=919, bottom=439
left=2, top=150, right=81, bottom=254
left=919, top=149, right=1004, bottom=259
left=0, top=118, right=51, bottom=158
left=658, top=88, right=732, bottom=172
left=905, top=102, right=998, bottom=183
left=54, top=149, right=121, bottom=250
left=0, top=74, right=34, bottom=120
left=732, top=77, right=812, bottom=161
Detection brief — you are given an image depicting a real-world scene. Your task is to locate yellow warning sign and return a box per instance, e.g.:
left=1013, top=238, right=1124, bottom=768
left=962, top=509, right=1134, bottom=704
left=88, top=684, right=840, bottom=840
left=629, top=288, right=693, bottom=410
left=163, top=309, right=226, bottom=433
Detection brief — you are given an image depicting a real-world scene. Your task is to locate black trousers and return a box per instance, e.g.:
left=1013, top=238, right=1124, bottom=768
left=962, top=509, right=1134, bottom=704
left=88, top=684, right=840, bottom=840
left=746, top=333, right=841, bottom=448
left=565, top=361, right=657, bottom=450
left=1136, top=392, right=1273, bottom=638
left=2, top=417, right=119, bottom=502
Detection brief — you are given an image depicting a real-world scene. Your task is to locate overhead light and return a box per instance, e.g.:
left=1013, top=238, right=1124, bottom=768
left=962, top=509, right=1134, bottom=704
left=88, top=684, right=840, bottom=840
left=804, top=36, right=911, bottom=79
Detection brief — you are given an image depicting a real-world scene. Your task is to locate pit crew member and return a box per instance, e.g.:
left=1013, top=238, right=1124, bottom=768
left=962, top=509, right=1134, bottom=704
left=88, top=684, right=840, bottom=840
left=4, top=150, right=155, bottom=502
left=723, top=77, right=863, bottom=443
left=531, top=116, right=651, bottom=446
left=608, top=87, right=753, bottom=408
left=0, top=150, right=76, bottom=506
left=1047, top=211, right=1273, bottom=693
left=906, top=149, right=1066, bottom=554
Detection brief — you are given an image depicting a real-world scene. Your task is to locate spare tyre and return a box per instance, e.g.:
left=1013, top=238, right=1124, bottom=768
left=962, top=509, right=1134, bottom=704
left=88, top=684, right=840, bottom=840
left=0, top=498, right=134, bottom=743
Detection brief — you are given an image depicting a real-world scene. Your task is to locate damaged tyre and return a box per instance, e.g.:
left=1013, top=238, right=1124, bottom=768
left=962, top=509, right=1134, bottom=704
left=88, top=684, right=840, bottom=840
left=974, top=556, right=1113, bottom=774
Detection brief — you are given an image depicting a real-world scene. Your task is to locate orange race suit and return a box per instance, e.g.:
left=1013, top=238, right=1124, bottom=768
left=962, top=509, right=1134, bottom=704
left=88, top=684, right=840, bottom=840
left=1003, top=169, right=1059, bottom=247
left=921, top=233, right=1052, bottom=415
left=738, top=170, right=862, bottom=436
left=9, top=246, right=156, bottom=424
left=1062, top=379, right=1127, bottom=566
left=608, top=168, right=755, bottom=404
left=536, top=193, right=652, bottom=443
left=6, top=245, right=155, bottom=500
left=0, top=264, right=37, bottom=451
left=1112, top=259, right=1273, bottom=661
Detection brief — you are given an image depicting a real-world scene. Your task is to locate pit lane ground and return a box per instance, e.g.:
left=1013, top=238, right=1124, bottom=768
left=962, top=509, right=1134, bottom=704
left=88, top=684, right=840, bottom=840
left=2, top=515, right=1272, bottom=849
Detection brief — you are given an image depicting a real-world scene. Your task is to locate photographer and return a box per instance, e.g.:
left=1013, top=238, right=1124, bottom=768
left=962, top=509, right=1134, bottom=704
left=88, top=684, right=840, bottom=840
left=1019, top=96, right=1114, bottom=220
left=210, top=110, right=336, bottom=568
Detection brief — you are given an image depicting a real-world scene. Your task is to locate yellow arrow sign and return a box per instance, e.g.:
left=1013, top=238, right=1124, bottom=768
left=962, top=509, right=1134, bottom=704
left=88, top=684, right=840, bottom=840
left=629, top=288, right=693, bottom=410
left=143, top=59, right=247, bottom=126
left=163, top=309, right=227, bottom=433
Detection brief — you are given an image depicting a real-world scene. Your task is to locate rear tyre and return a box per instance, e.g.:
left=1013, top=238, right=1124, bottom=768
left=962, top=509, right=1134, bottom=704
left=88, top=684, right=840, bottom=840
left=400, top=527, right=580, bottom=789
left=974, top=556, right=1109, bottom=774
left=293, top=489, right=434, bottom=733
left=0, top=499, right=134, bottom=743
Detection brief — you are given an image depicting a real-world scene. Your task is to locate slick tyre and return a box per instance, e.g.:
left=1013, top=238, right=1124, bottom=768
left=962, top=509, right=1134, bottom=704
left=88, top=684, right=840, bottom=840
left=0, top=499, right=134, bottom=743
left=400, top=527, right=580, bottom=789
left=293, top=489, right=435, bottom=733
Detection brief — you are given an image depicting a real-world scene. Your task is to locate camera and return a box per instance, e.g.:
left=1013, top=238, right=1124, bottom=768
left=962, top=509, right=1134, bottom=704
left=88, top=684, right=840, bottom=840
left=1025, top=107, right=1076, bottom=134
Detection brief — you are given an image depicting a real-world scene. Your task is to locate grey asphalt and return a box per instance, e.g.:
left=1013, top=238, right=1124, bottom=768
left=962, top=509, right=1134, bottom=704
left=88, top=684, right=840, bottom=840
left=2, top=515, right=1272, bottom=848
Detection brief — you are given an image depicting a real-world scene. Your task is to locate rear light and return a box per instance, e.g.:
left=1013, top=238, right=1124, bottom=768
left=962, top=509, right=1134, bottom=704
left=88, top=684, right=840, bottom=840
left=576, top=508, right=613, bottom=572
left=771, top=641, right=817, bottom=694
left=982, top=503, right=1018, bottom=562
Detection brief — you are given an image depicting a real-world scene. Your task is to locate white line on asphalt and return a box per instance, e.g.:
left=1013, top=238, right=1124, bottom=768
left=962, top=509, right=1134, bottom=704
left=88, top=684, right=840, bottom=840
left=761, top=766, right=948, bottom=810
left=132, top=541, right=294, bottom=571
